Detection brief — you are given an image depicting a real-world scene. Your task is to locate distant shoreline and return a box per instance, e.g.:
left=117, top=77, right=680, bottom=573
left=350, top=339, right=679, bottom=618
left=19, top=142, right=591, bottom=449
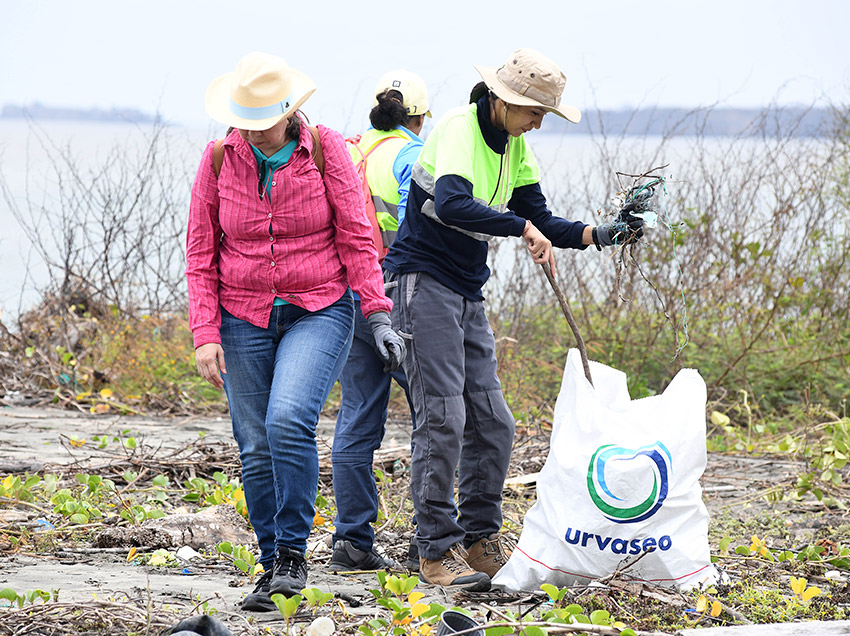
left=1, top=103, right=158, bottom=124
left=0, top=102, right=834, bottom=137
left=543, top=105, right=834, bottom=137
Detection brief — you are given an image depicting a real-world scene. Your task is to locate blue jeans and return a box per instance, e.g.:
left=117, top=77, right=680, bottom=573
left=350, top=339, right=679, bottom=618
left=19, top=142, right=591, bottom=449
left=332, top=299, right=416, bottom=552
left=220, top=292, right=354, bottom=567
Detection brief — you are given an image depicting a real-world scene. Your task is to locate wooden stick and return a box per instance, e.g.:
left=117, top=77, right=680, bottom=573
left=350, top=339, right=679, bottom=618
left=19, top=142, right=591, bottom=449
left=541, top=263, right=593, bottom=386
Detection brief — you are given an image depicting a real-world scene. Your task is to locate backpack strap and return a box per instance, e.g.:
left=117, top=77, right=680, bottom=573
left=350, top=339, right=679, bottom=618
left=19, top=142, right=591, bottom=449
left=308, top=125, right=324, bottom=175
left=350, top=135, right=398, bottom=167
left=212, top=138, right=225, bottom=177
left=365, top=136, right=396, bottom=159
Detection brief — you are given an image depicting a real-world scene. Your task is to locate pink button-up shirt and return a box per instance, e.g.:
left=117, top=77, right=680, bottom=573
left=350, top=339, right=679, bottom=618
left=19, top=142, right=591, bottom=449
left=186, top=123, right=392, bottom=349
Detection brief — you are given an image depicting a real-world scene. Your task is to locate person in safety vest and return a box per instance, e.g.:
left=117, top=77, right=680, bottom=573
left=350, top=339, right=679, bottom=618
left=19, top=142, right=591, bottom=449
left=328, top=70, right=430, bottom=573
left=382, top=49, right=644, bottom=591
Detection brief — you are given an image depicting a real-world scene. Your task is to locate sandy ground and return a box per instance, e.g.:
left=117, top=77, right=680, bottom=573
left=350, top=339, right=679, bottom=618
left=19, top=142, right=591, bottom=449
left=0, top=406, right=450, bottom=625
left=2, top=405, right=849, bottom=634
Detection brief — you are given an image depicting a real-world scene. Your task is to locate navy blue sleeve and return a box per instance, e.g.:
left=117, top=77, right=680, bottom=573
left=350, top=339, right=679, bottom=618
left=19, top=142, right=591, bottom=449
left=434, top=174, right=528, bottom=237
left=509, top=183, right=588, bottom=249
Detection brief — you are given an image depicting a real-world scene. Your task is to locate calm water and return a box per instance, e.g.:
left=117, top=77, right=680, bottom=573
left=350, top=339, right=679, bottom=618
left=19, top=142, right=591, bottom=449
left=0, top=119, right=810, bottom=318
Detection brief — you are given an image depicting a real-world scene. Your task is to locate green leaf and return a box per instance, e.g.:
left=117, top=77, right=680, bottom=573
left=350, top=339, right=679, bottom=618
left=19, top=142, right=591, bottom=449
left=270, top=593, right=302, bottom=618
left=485, top=628, right=513, bottom=636
left=385, top=575, right=403, bottom=596
left=0, top=588, right=20, bottom=602
left=302, top=587, right=333, bottom=607
left=735, top=546, right=751, bottom=555
left=26, top=589, right=50, bottom=604
left=402, top=575, right=419, bottom=594
left=540, top=583, right=559, bottom=601
left=590, top=609, right=610, bottom=625
left=423, top=603, right=446, bottom=618
left=520, top=627, right=546, bottom=636
left=710, top=411, right=731, bottom=426
left=376, top=570, right=387, bottom=589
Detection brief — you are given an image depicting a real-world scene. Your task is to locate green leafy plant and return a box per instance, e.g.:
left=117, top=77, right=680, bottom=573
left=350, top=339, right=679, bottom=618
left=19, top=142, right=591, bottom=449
left=0, top=587, right=58, bottom=608
left=362, top=572, right=440, bottom=636
left=0, top=474, right=42, bottom=504
left=216, top=542, right=261, bottom=579
left=302, top=587, right=335, bottom=614
left=271, top=592, right=303, bottom=635
left=182, top=472, right=247, bottom=518
left=145, top=548, right=179, bottom=567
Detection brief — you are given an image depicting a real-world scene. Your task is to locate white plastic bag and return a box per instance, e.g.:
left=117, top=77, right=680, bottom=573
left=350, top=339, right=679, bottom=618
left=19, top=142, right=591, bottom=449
left=493, top=349, right=716, bottom=591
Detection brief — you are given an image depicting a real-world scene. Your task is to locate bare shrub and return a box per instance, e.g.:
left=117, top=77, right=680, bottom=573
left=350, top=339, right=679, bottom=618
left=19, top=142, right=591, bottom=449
left=489, top=102, right=850, bottom=414
left=1, top=120, right=193, bottom=319
left=0, top=120, right=197, bottom=407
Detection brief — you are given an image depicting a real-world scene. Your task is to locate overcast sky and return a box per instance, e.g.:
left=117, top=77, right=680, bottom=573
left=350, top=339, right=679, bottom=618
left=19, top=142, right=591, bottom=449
left=2, top=0, right=849, bottom=131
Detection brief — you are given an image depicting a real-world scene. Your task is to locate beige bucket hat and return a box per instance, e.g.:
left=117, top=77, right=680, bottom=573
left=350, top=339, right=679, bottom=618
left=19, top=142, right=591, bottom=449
left=374, top=69, right=432, bottom=118
left=205, top=52, right=316, bottom=131
left=474, top=48, right=581, bottom=124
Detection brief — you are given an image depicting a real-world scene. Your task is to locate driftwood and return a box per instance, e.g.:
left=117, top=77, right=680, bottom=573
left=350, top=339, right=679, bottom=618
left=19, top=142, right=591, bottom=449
left=94, top=504, right=253, bottom=550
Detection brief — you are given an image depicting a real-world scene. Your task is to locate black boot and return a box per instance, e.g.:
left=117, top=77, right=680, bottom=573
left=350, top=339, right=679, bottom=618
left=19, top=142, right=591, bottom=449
left=238, top=569, right=276, bottom=612
left=268, top=546, right=308, bottom=597
left=328, top=540, right=396, bottom=572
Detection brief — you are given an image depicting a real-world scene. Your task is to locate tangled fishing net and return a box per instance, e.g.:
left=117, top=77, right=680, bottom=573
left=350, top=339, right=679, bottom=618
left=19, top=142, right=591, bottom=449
left=601, top=165, right=690, bottom=358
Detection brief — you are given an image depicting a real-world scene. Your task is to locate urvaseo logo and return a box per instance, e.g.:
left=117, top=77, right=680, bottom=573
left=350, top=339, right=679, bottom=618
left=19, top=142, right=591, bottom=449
left=586, top=442, right=672, bottom=524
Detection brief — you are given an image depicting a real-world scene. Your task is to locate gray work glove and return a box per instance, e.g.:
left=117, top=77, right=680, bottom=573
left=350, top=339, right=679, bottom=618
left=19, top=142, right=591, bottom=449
left=592, top=211, right=645, bottom=251
left=367, top=311, right=406, bottom=372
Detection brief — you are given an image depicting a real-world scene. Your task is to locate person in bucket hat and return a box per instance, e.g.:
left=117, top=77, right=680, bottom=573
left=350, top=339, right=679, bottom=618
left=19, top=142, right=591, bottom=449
left=186, top=52, right=405, bottom=611
left=329, top=70, right=431, bottom=574
left=382, top=48, right=644, bottom=591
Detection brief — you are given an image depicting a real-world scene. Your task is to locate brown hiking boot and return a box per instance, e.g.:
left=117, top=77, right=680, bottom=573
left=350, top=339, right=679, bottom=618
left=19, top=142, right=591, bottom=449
left=419, top=545, right=490, bottom=591
left=464, top=533, right=515, bottom=578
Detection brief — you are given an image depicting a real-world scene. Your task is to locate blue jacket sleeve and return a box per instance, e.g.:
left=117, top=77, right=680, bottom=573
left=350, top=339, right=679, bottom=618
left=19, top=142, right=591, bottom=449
left=393, top=141, right=422, bottom=225
left=509, top=183, right=588, bottom=249
left=434, top=174, right=527, bottom=237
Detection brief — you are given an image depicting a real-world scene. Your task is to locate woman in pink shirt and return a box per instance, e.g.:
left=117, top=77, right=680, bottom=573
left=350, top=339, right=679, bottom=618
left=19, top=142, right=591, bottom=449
left=186, top=52, right=405, bottom=611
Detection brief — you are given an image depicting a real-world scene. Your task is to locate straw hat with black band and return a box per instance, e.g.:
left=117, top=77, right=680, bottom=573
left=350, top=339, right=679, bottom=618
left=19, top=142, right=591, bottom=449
left=474, top=48, right=581, bottom=124
left=205, top=52, right=316, bottom=131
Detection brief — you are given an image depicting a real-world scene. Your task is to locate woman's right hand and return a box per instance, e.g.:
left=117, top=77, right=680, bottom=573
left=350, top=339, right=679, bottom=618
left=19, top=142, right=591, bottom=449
left=195, top=343, right=226, bottom=390
left=522, top=220, right=556, bottom=277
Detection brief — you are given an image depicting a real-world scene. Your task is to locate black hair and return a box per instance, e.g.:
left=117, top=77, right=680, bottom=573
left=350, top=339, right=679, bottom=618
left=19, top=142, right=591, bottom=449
left=286, top=111, right=303, bottom=139
left=470, top=81, right=492, bottom=104
left=370, top=89, right=414, bottom=131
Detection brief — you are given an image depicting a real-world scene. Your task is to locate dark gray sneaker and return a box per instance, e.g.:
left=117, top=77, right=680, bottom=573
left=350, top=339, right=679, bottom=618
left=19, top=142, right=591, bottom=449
left=268, top=547, right=307, bottom=597
left=238, top=569, right=276, bottom=612
left=328, top=540, right=396, bottom=572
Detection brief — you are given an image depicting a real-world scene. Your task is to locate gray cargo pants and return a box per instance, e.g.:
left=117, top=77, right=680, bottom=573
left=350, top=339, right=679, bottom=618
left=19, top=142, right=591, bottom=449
left=386, top=271, right=515, bottom=560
